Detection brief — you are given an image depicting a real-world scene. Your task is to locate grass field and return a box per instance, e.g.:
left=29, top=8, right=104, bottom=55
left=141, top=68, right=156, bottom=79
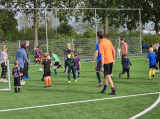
left=0, top=56, right=160, bottom=119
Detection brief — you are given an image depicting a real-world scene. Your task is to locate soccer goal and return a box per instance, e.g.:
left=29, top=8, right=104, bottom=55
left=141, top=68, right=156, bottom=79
left=0, top=60, right=11, bottom=91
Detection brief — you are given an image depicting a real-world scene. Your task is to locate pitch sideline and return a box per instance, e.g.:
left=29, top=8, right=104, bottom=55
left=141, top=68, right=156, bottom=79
left=129, top=92, right=160, bottom=119
left=0, top=92, right=159, bottom=113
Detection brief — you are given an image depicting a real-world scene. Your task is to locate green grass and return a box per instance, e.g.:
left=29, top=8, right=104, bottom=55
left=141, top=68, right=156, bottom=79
left=0, top=56, right=160, bottom=119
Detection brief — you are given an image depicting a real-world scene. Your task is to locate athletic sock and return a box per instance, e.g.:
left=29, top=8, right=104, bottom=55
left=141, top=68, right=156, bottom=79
left=152, top=69, right=155, bottom=76
left=57, top=65, right=61, bottom=68
left=45, top=80, right=48, bottom=86
left=78, top=72, right=80, bottom=77
left=103, top=85, right=107, bottom=90
left=54, top=69, right=57, bottom=74
left=49, top=80, right=51, bottom=86
left=96, top=72, right=101, bottom=83
left=18, top=88, right=20, bottom=91
left=15, top=88, right=17, bottom=92
left=149, top=71, right=151, bottom=78
left=111, top=87, right=116, bottom=92
left=42, top=75, right=44, bottom=79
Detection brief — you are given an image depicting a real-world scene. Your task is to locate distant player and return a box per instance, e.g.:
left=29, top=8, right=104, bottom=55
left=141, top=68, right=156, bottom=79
left=36, top=46, right=42, bottom=63
left=145, top=47, right=157, bottom=80
left=65, top=50, right=76, bottom=83
left=119, top=52, right=133, bottom=79
left=34, top=47, right=39, bottom=65
left=51, top=50, right=62, bottom=75
left=74, top=52, right=81, bottom=78
left=12, top=60, right=22, bottom=93
left=42, top=52, right=52, bottom=88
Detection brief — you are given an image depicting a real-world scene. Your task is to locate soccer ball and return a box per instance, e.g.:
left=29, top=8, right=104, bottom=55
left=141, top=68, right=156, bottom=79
left=39, top=68, right=42, bottom=71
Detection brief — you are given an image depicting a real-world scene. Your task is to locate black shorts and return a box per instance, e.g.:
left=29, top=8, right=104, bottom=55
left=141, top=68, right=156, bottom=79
left=95, top=60, right=101, bottom=71
left=54, top=62, right=59, bottom=66
left=20, top=68, right=23, bottom=73
left=104, top=62, right=113, bottom=75
left=44, top=70, right=51, bottom=77
left=14, top=77, right=21, bottom=86
left=149, top=65, right=157, bottom=68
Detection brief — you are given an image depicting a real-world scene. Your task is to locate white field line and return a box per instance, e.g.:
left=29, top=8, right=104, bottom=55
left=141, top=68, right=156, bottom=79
left=0, top=92, right=159, bottom=113
left=129, top=93, right=160, bottom=119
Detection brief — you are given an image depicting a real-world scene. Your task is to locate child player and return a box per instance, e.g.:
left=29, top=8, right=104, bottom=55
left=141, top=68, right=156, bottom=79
left=50, top=50, right=62, bottom=75
left=65, top=50, right=76, bottom=83
left=74, top=52, right=81, bottom=78
left=12, top=60, right=22, bottom=93
left=42, top=52, right=52, bottom=88
left=119, top=52, right=133, bottom=79
left=145, top=47, right=157, bottom=80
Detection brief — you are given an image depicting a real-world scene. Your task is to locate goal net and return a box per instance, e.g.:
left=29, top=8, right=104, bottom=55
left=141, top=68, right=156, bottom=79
left=0, top=60, right=11, bottom=91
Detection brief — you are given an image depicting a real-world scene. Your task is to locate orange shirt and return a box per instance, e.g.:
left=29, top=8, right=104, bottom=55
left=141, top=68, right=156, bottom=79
left=99, top=39, right=114, bottom=64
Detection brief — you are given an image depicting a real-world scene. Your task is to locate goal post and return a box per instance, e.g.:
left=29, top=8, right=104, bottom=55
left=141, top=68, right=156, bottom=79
left=0, top=60, right=11, bottom=91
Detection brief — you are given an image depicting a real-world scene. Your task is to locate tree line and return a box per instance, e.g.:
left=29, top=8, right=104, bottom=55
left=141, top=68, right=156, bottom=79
left=0, top=0, right=160, bottom=45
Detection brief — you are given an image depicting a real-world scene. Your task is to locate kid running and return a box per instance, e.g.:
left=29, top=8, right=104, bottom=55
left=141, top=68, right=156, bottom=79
left=51, top=50, right=63, bottom=75
left=74, top=52, right=81, bottom=78
left=65, top=50, right=76, bottom=83
left=145, top=47, right=157, bottom=80
left=12, top=60, right=22, bottom=93
left=119, top=52, right=133, bottom=79
left=42, top=52, right=52, bottom=88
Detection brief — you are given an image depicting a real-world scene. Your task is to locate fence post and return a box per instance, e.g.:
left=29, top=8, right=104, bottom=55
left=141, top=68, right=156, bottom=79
left=45, top=8, right=48, bottom=51
left=19, top=40, right=20, bottom=48
left=95, top=8, right=98, bottom=43
left=72, top=38, right=74, bottom=51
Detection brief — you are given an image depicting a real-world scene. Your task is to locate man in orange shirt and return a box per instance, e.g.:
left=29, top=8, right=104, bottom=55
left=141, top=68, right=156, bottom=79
left=98, top=31, right=117, bottom=95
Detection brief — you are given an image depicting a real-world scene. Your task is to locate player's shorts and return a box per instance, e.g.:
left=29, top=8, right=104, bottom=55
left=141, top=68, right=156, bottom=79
left=38, top=56, right=42, bottom=59
left=104, top=62, right=113, bottom=75
left=149, top=65, right=157, bottom=68
left=14, top=77, right=21, bottom=86
left=95, top=60, right=101, bottom=71
left=75, top=68, right=80, bottom=71
left=44, top=70, right=51, bottom=77
left=54, top=62, right=59, bottom=66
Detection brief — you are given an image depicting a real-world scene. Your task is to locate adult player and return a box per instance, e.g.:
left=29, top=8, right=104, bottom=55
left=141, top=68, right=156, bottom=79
left=98, top=31, right=117, bottom=95
left=22, top=41, right=30, bottom=79
left=92, top=38, right=103, bottom=87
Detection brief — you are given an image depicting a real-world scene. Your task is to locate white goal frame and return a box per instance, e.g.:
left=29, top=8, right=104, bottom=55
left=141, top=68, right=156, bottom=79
left=0, top=60, right=11, bottom=91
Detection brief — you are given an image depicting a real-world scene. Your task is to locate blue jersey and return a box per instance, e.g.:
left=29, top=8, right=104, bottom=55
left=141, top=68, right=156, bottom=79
left=75, top=57, right=80, bottom=68
left=147, top=53, right=157, bottom=66
left=96, top=42, right=101, bottom=61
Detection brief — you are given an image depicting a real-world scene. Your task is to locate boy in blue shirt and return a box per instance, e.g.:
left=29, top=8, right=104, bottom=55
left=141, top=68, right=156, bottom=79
left=145, top=47, right=157, bottom=80
left=119, top=52, right=133, bottom=79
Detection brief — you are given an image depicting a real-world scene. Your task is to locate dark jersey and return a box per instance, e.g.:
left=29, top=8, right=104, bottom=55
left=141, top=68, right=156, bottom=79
left=12, top=66, right=21, bottom=78
left=42, top=59, right=51, bottom=71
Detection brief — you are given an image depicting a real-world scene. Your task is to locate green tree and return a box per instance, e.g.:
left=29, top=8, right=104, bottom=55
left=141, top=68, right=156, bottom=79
left=57, top=22, right=75, bottom=36
left=118, top=0, right=160, bottom=34
left=0, top=9, right=18, bottom=41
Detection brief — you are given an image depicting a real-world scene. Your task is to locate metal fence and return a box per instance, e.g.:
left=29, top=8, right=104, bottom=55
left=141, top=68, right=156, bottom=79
left=0, top=37, right=144, bottom=62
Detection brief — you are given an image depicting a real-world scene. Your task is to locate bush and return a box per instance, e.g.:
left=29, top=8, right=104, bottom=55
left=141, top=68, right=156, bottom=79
left=142, top=34, right=160, bottom=44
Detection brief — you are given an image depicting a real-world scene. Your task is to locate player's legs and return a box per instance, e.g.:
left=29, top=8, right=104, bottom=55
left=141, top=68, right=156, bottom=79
left=119, top=68, right=127, bottom=78
left=127, top=69, right=130, bottom=79
left=71, top=66, right=76, bottom=81
left=149, top=68, right=152, bottom=79
left=48, top=76, right=51, bottom=87
left=95, top=60, right=102, bottom=87
left=68, top=67, right=71, bottom=82
left=152, top=68, right=155, bottom=79
left=102, top=63, right=116, bottom=95
left=44, top=76, right=49, bottom=87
